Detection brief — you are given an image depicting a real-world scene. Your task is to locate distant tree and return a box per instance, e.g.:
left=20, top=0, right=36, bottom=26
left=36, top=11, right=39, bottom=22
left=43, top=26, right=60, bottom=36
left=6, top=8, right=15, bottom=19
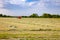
left=0, top=14, right=3, bottom=17
left=52, top=15, right=60, bottom=18
left=29, top=13, right=39, bottom=18
left=3, top=15, right=7, bottom=17
left=42, top=13, right=52, bottom=18
left=22, top=16, right=28, bottom=18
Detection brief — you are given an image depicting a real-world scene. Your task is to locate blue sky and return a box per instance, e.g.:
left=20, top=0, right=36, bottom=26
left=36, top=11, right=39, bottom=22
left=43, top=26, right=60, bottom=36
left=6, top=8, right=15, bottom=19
left=0, top=0, right=60, bottom=16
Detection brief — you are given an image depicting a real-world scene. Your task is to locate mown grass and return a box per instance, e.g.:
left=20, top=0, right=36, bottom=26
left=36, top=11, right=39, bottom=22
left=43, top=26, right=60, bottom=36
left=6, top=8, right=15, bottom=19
left=0, top=34, right=60, bottom=40
left=0, top=18, right=60, bottom=40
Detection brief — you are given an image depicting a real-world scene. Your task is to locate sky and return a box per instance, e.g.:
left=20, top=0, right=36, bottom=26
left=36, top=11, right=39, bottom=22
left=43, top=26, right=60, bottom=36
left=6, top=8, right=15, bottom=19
left=0, top=0, right=60, bottom=16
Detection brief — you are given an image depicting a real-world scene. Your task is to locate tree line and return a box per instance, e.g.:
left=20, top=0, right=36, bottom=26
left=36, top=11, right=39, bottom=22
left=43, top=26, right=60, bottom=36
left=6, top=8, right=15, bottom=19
left=22, top=13, right=60, bottom=18
left=0, top=14, right=15, bottom=18
left=0, top=13, right=60, bottom=18
left=0, top=14, right=10, bottom=17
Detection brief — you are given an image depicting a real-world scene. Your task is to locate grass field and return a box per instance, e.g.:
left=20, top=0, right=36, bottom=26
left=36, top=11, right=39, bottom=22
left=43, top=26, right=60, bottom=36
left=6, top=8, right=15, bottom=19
left=0, top=17, right=60, bottom=40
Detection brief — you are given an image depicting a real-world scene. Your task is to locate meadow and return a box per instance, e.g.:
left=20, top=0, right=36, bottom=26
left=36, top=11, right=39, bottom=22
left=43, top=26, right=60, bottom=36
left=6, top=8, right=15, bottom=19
left=0, top=17, right=60, bottom=40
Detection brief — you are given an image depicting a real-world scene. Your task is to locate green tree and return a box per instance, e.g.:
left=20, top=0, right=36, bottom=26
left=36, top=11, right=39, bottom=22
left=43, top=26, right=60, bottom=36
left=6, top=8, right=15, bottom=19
left=29, top=13, right=39, bottom=18
left=0, top=14, right=3, bottom=17
left=3, top=15, right=7, bottom=17
left=42, top=13, right=52, bottom=18
left=52, top=15, right=60, bottom=18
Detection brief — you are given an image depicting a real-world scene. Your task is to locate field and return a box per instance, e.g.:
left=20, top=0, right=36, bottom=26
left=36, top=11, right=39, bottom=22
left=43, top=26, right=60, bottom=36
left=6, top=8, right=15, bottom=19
left=0, top=17, right=60, bottom=40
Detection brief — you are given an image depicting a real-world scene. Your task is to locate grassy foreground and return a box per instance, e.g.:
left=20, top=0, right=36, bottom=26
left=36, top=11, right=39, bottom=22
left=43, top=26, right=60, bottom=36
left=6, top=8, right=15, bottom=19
left=0, top=18, right=60, bottom=40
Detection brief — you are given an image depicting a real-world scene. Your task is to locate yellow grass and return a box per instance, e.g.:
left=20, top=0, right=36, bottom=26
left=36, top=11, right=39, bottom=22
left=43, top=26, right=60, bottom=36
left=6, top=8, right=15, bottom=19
left=0, top=18, right=60, bottom=31
left=0, top=18, right=60, bottom=34
left=0, top=17, right=60, bottom=39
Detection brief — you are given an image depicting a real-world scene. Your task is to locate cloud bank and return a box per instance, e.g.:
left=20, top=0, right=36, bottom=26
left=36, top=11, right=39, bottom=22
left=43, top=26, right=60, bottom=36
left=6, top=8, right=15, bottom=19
left=0, top=0, right=60, bottom=16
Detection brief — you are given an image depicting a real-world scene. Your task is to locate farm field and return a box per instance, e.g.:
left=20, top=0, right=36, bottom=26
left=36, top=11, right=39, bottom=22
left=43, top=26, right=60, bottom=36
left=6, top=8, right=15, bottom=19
left=0, top=17, right=60, bottom=40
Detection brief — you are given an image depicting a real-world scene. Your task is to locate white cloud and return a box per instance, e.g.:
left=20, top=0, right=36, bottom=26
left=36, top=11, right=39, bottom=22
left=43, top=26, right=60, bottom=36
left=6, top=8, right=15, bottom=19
left=52, top=0, right=60, bottom=6
left=29, top=2, right=36, bottom=6
left=22, top=0, right=26, bottom=1
left=8, top=0, right=40, bottom=7
left=0, top=8, right=15, bottom=15
left=0, top=0, right=60, bottom=16
left=0, top=0, right=4, bottom=8
left=45, top=0, right=60, bottom=6
left=9, top=0, right=26, bottom=5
